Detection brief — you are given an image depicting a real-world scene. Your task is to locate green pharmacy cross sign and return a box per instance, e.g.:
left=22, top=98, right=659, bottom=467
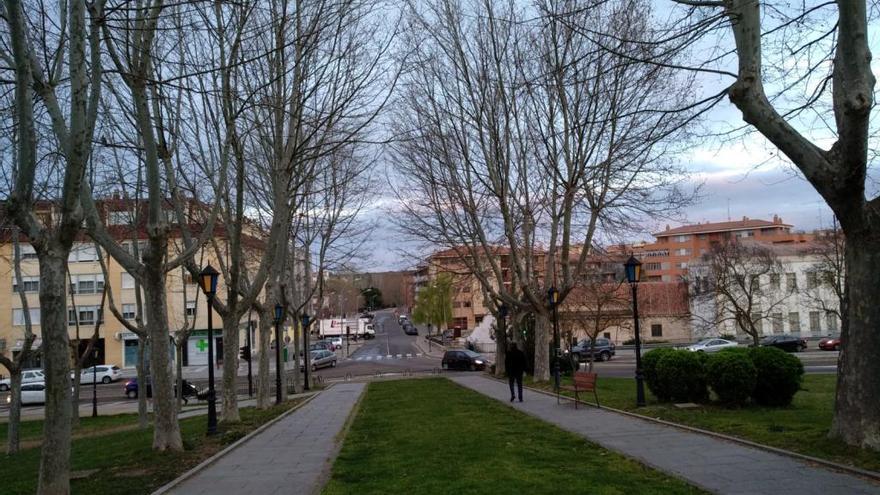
left=196, top=339, right=208, bottom=352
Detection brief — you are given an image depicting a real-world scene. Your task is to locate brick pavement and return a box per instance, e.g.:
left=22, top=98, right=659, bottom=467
left=162, top=382, right=365, bottom=495
left=450, top=374, right=880, bottom=495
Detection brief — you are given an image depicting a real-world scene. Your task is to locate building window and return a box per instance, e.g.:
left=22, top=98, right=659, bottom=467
left=806, top=272, right=819, bottom=289
left=70, top=274, right=105, bottom=295
left=68, top=306, right=104, bottom=326
left=15, top=244, right=38, bottom=260
left=769, top=273, right=781, bottom=291
left=122, top=304, right=136, bottom=320
left=12, top=308, right=41, bottom=326
left=12, top=276, right=40, bottom=293
left=124, top=241, right=148, bottom=257
left=108, top=210, right=131, bottom=226
left=788, top=312, right=800, bottom=332
left=675, top=235, right=690, bottom=243
left=603, top=332, right=611, bottom=339
left=122, top=272, right=136, bottom=289
left=826, top=313, right=838, bottom=332
left=678, top=262, right=688, bottom=269
left=68, top=244, right=99, bottom=262
left=809, top=311, right=821, bottom=333
left=735, top=230, right=755, bottom=238
left=650, top=324, right=662, bottom=337
left=645, top=262, right=662, bottom=271
left=751, top=312, right=763, bottom=333
left=675, top=248, right=690, bottom=256
left=463, top=301, right=472, bottom=308
left=771, top=313, right=784, bottom=333
left=185, top=300, right=197, bottom=317
left=452, top=317, right=468, bottom=330
left=786, top=273, right=797, bottom=291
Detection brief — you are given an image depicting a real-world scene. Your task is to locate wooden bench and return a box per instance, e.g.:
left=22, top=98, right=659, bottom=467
left=558, top=371, right=599, bottom=409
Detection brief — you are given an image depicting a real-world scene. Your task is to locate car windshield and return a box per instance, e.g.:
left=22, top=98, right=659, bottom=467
left=761, top=337, right=776, bottom=344
left=694, top=339, right=714, bottom=346
left=463, top=350, right=482, bottom=358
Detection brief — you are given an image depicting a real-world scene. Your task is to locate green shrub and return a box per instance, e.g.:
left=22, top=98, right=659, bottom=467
left=706, top=351, right=757, bottom=406
left=719, top=333, right=738, bottom=341
left=749, top=346, right=804, bottom=406
left=655, top=350, right=709, bottom=403
left=642, top=348, right=677, bottom=401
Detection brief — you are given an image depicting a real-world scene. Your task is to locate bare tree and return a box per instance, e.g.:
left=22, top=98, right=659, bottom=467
left=691, top=240, right=788, bottom=347
left=66, top=264, right=108, bottom=428
left=804, top=221, right=845, bottom=330
left=562, top=273, right=629, bottom=372
left=393, top=0, right=694, bottom=381
left=1, top=1, right=105, bottom=490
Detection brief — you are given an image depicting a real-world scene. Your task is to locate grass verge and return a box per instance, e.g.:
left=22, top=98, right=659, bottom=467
left=529, top=373, right=880, bottom=473
left=322, top=378, right=705, bottom=495
left=0, top=399, right=304, bottom=495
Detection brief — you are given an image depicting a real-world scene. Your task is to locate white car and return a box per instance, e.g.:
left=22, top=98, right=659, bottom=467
left=687, top=338, right=738, bottom=353
left=325, top=337, right=343, bottom=350
left=71, top=365, right=122, bottom=385
left=0, top=369, right=44, bottom=392
left=6, top=382, right=76, bottom=406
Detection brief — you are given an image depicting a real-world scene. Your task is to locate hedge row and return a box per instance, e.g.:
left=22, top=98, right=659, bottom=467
left=642, top=346, right=804, bottom=407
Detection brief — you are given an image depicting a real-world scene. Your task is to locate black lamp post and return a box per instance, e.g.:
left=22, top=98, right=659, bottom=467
left=246, top=312, right=254, bottom=397
left=198, top=264, right=220, bottom=435
left=301, top=313, right=312, bottom=391
left=547, top=287, right=560, bottom=392
left=274, top=304, right=284, bottom=405
left=624, top=255, right=646, bottom=407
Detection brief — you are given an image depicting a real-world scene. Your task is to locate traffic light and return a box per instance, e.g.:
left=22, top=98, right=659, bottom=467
left=239, top=345, right=251, bottom=362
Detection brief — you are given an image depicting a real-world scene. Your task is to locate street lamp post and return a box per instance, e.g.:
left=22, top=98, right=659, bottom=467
left=624, top=255, right=646, bottom=407
left=547, top=287, right=560, bottom=392
left=198, top=264, right=220, bottom=435
left=274, top=304, right=284, bottom=405
left=301, top=313, right=311, bottom=391
left=246, top=313, right=254, bottom=397
left=92, top=348, right=98, bottom=417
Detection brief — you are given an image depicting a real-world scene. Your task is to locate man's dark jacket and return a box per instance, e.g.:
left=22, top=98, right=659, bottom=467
left=505, top=348, right=527, bottom=377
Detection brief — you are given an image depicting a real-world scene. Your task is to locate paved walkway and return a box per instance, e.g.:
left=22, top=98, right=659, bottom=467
left=450, top=375, right=880, bottom=495
left=164, top=383, right=365, bottom=495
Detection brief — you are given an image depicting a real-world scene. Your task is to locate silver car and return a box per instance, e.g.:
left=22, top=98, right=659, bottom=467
left=301, top=349, right=337, bottom=372
left=687, top=338, right=738, bottom=353
left=0, top=369, right=44, bottom=392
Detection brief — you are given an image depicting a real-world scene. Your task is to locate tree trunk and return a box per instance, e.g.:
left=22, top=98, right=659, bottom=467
left=143, top=267, right=182, bottom=451
left=70, top=357, right=81, bottom=428
left=137, top=338, right=148, bottom=429
left=221, top=317, right=240, bottom=422
left=291, top=322, right=302, bottom=394
left=37, top=253, right=72, bottom=495
left=533, top=312, right=551, bottom=382
left=175, top=339, right=185, bottom=412
left=7, top=371, right=23, bottom=455
left=256, top=313, right=272, bottom=409
left=830, top=234, right=880, bottom=450
left=494, top=320, right=507, bottom=377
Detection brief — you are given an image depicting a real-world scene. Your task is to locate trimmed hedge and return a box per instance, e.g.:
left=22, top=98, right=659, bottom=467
left=642, top=348, right=678, bottom=401
left=706, top=351, right=757, bottom=406
left=654, top=350, right=709, bottom=403
left=749, top=346, right=804, bottom=406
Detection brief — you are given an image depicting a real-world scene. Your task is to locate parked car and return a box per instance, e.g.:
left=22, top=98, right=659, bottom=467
left=398, top=314, right=408, bottom=325
left=123, top=377, right=203, bottom=403
left=818, top=337, right=841, bottom=351
left=6, top=382, right=75, bottom=406
left=324, top=337, right=343, bottom=350
left=441, top=349, right=487, bottom=371
left=124, top=378, right=138, bottom=399
left=761, top=335, right=807, bottom=352
left=301, top=349, right=337, bottom=372
left=71, top=365, right=122, bottom=384
left=569, top=338, right=616, bottom=362
left=403, top=322, right=418, bottom=336
left=0, top=368, right=44, bottom=392
left=687, top=338, right=739, bottom=353
left=301, top=341, right=335, bottom=356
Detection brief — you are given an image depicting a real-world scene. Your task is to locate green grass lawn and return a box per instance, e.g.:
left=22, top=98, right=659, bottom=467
left=322, top=378, right=705, bottom=495
left=0, top=400, right=303, bottom=495
left=531, top=373, right=880, bottom=473
left=0, top=413, right=146, bottom=446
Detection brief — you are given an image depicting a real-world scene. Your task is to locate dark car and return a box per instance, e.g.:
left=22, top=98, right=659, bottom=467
left=301, top=341, right=335, bottom=356
left=124, top=377, right=203, bottom=403
left=441, top=349, right=487, bottom=371
left=761, top=335, right=807, bottom=352
left=569, top=338, right=616, bottom=362
left=403, top=322, right=418, bottom=336
left=818, top=337, right=841, bottom=351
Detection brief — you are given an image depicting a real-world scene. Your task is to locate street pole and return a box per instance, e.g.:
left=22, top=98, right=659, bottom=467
left=246, top=315, right=253, bottom=397
left=631, top=282, right=646, bottom=407
left=275, top=305, right=283, bottom=405
left=206, top=293, right=218, bottom=435
left=91, top=348, right=98, bottom=417
left=553, top=302, right=560, bottom=393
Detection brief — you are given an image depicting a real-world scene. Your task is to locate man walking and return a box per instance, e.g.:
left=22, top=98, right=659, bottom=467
left=505, top=343, right=526, bottom=402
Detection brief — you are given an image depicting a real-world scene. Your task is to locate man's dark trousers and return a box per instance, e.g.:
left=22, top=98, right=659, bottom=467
left=509, top=373, right=523, bottom=401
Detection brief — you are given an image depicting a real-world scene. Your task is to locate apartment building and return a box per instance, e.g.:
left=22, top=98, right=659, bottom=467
left=0, top=199, right=267, bottom=371
left=615, top=216, right=813, bottom=282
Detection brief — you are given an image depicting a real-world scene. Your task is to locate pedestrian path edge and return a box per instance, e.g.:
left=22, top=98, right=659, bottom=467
left=151, top=390, right=323, bottom=495
left=482, top=373, right=880, bottom=484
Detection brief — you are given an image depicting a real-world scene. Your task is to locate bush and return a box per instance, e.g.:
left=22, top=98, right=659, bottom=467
left=719, top=333, right=738, bottom=341
left=749, top=346, right=804, bottom=406
left=654, top=350, right=709, bottom=403
left=642, top=348, right=677, bottom=401
left=706, top=351, right=757, bottom=406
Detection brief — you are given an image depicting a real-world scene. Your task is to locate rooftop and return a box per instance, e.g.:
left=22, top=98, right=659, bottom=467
left=654, top=215, right=791, bottom=237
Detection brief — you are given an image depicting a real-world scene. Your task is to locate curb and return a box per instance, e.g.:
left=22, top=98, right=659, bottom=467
left=485, top=374, right=880, bottom=484
left=151, top=389, right=324, bottom=495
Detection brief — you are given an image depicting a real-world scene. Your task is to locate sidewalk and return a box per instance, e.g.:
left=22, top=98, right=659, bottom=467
left=161, top=383, right=365, bottom=495
left=450, top=375, right=880, bottom=495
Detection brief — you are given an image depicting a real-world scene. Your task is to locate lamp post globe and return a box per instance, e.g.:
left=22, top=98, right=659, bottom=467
left=623, top=255, right=646, bottom=407
left=198, top=264, right=220, bottom=435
